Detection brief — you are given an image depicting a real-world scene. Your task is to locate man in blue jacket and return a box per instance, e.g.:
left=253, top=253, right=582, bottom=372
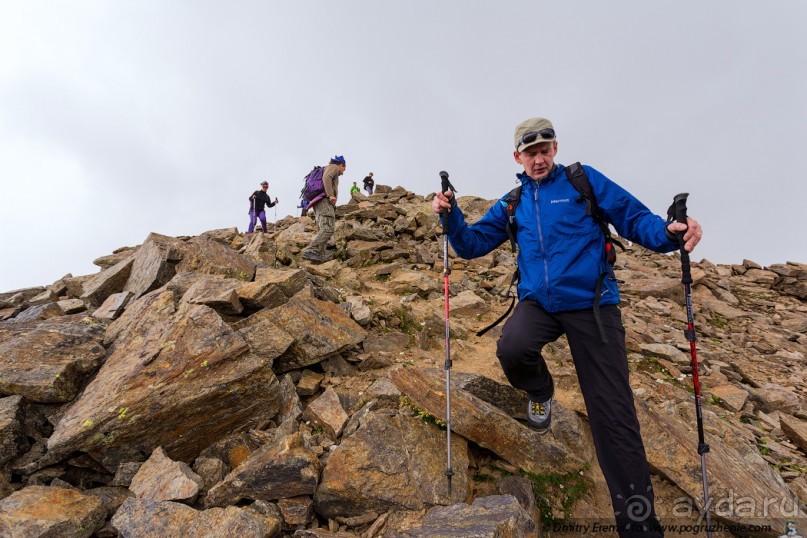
left=432, top=118, right=702, bottom=537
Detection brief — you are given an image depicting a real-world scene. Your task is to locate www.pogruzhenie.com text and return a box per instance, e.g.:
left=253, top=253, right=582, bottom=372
left=552, top=522, right=773, bottom=535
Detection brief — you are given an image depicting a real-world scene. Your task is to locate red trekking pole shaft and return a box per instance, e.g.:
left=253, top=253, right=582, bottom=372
left=439, top=170, right=456, bottom=498
left=671, top=193, right=712, bottom=536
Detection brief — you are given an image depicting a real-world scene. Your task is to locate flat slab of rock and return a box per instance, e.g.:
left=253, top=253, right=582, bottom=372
left=111, top=497, right=281, bottom=538
left=92, top=291, right=133, bottom=320
left=57, top=298, right=86, bottom=314
left=385, top=494, right=535, bottom=538
left=47, top=290, right=282, bottom=468
left=269, top=293, right=367, bottom=372
left=0, top=286, right=45, bottom=308
left=639, top=343, right=690, bottom=367
left=709, top=384, right=749, bottom=412
left=450, top=290, right=488, bottom=317
left=0, top=485, right=106, bottom=538
left=391, top=367, right=588, bottom=475
left=182, top=276, right=244, bottom=315
left=0, top=315, right=107, bottom=403
left=236, top=267, right=308, bottom=309
left=638, top=399, right=799, bottom=532
left=620, top=273, right=683, bottom=301
left=80, top=255, right=135, bottom=307
left=781, top=414, right=807, bottom=453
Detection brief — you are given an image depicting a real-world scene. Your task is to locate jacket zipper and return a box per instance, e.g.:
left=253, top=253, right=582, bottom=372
left=533, top=182, right=552, bottom=308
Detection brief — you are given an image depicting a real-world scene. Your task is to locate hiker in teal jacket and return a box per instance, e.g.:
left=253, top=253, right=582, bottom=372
left=432, top=118, right=702, bottom=537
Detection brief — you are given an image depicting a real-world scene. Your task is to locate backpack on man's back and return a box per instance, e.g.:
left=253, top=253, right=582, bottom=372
left=300, top=166, right=325, bottom=202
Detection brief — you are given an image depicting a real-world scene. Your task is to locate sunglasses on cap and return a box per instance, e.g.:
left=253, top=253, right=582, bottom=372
left=516, top=128, right=556, bottom=149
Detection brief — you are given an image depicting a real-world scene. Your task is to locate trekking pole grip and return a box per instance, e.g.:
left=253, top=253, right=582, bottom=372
left=672, top=193, right=692, bottom=285
left=439, top=171, right=456, bottom=233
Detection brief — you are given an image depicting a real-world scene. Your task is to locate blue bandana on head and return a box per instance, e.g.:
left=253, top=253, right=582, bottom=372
left=332, top=155, right=346, bottom=164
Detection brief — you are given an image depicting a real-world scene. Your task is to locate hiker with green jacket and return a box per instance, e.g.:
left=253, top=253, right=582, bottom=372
left=302, top=155, right=346, bottom=262
left=432, top=118, right=702, bottom=537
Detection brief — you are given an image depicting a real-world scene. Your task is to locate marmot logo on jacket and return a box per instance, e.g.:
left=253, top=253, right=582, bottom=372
left=550, top=198, right=570, bottom=204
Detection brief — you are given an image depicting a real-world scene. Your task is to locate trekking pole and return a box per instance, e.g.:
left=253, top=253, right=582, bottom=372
left=439, top=170, right=457, bottom=499
left=669, top=193, right=712, bottom=537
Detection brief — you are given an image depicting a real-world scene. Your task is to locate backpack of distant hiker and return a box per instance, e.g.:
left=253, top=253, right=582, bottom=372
left=477, top=162, right=625, bottom=341
left=300, top=166, right=325, bottom=202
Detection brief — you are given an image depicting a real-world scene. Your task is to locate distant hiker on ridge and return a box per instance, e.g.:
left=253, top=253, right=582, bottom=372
left=302, top=155, right=346, bottom=262
left=350, top=181, right=360, bottom=195
left=247, top=180, right=278, bottom=234
left=363, top=172, right=374, bottom=195
left=432, top=117, right=703, bottom=537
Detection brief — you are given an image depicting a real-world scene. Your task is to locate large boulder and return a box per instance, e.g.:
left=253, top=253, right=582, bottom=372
left=0, top=315, right=106, bottom=403
left=205, top=431, right=320, bottom=507
left=47, top=289, right=283, bottom=469
left=315, top=410, right=469, bottom=519
left=254, top=293, right=367, bottom=373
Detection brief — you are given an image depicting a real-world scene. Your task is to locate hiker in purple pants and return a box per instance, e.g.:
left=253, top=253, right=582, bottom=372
left=247, top=181, right=278, bottom=233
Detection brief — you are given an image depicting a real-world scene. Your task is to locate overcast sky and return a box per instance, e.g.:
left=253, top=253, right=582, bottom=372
left=1, top=1, right=806, bottom=292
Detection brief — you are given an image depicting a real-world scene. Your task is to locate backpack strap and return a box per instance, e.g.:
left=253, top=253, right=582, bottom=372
left=476, top=186, right=522, bottom=337
left=504, top=186, right=522, bottom=254
left=565, top=163, right=626, bottom=343
left=566, top=163, right=626, bottom=260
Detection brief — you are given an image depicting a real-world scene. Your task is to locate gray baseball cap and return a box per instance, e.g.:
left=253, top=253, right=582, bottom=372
left=514, top=118, right=556, bottom=153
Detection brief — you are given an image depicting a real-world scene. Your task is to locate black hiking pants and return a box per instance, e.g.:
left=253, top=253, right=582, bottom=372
left=496, top=300, right=663, bottom=537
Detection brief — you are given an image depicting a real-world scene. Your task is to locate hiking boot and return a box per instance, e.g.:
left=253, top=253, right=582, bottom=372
left=302, top=251, right=324, bottom=263
left=527, top=398, right=552, bottom=434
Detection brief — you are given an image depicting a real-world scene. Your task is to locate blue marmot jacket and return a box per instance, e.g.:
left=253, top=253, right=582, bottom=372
left=442, top=163, right=679, bottom=313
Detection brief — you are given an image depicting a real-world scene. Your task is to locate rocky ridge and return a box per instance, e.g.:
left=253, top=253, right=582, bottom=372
left=0, top=184, right=806, bottom=537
